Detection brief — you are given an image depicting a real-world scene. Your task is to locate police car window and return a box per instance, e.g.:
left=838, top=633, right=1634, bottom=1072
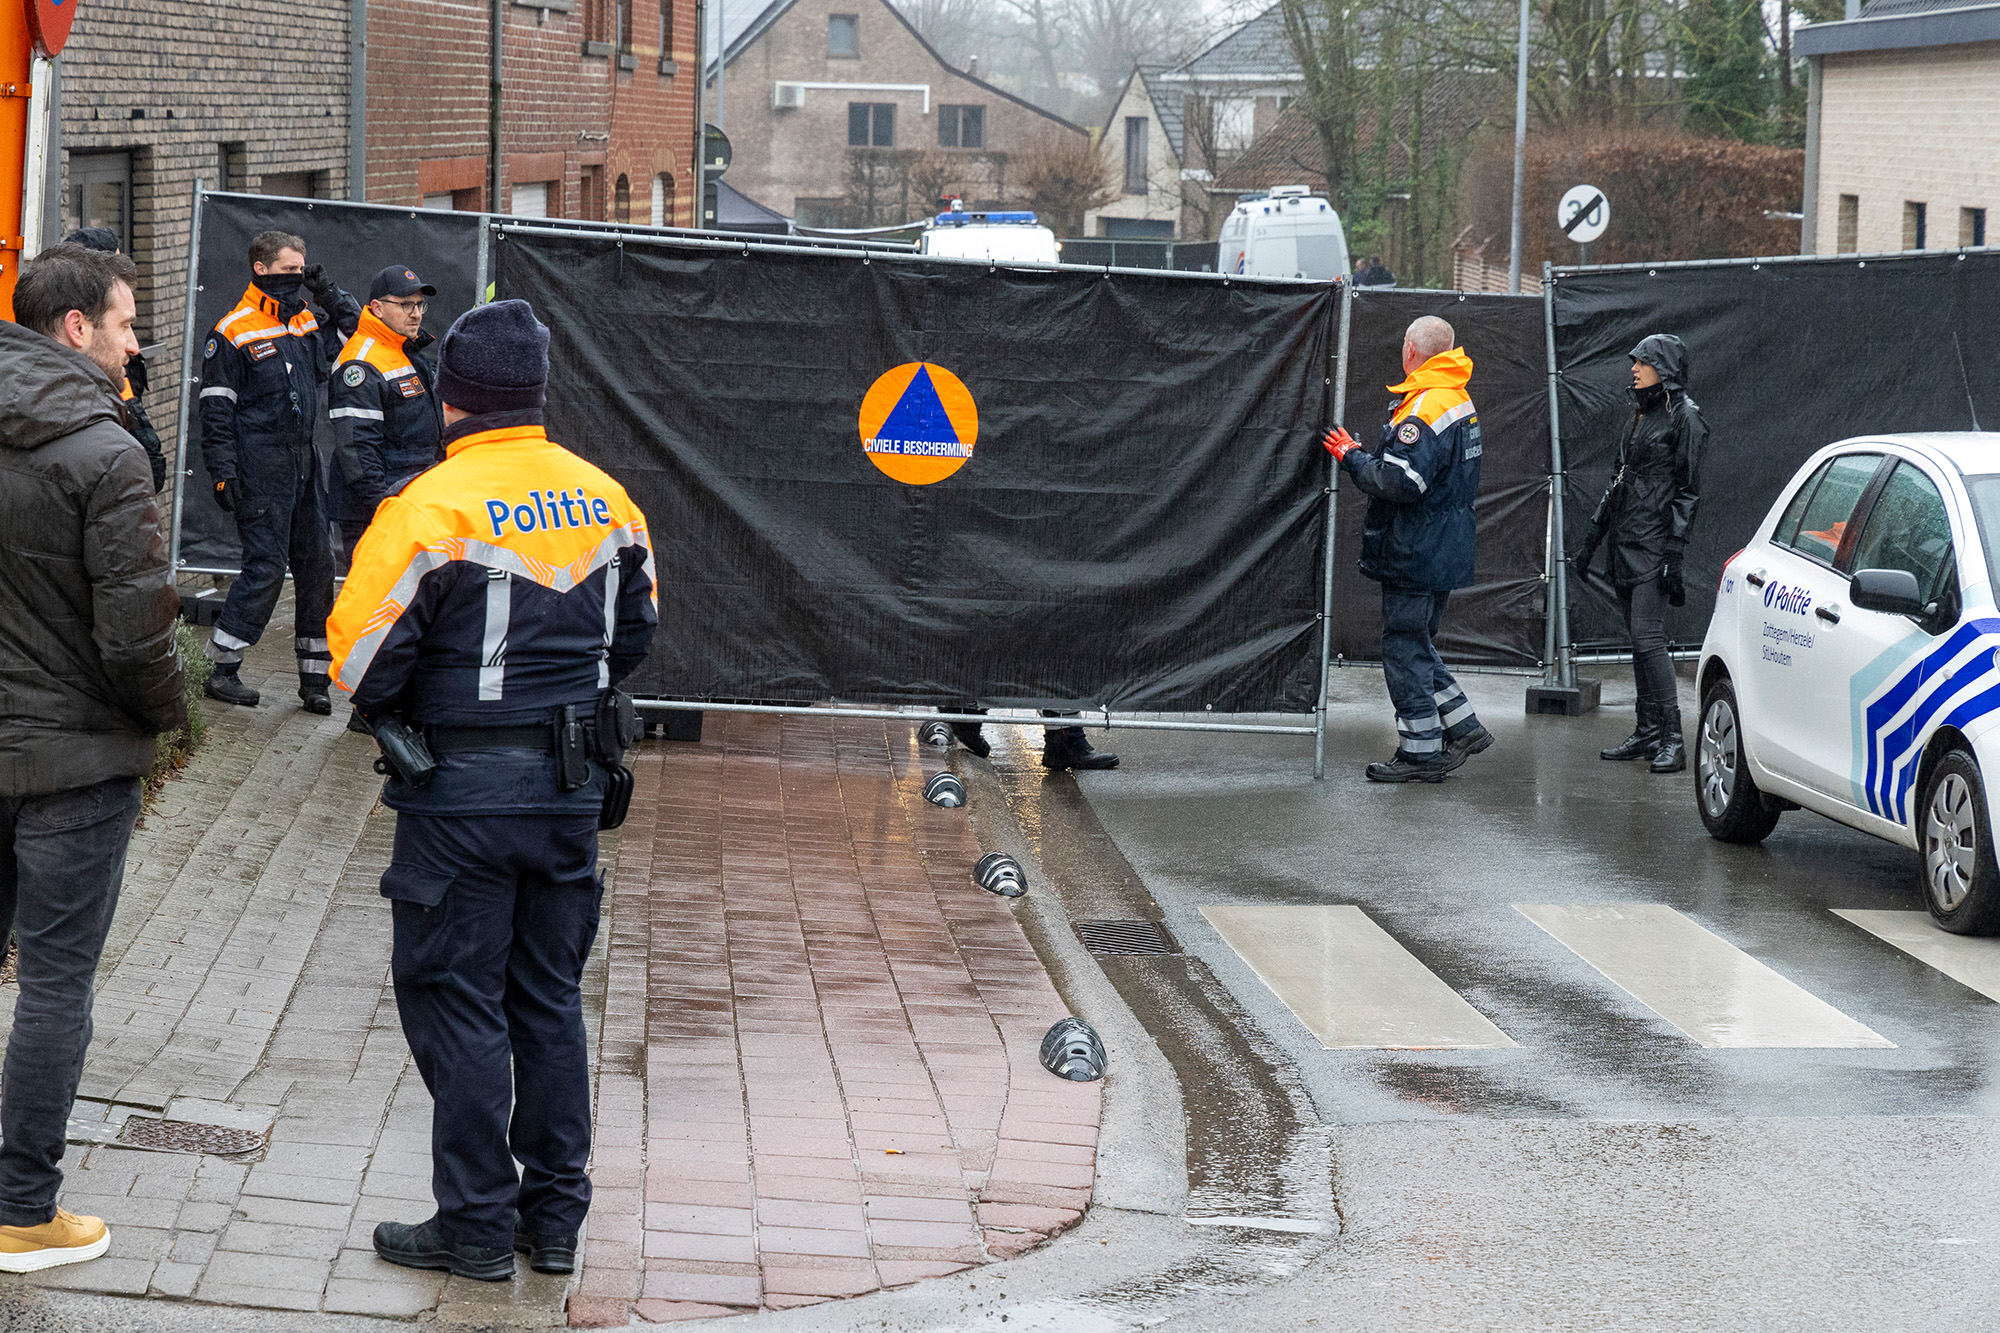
left=1849, top=462, right=1953, bottom=598
left=1772, top=460, right=1832, bottom=547
left=1961, top=476, right=2000, bottom=597
left=1783, top=453, right=1881, bottom=566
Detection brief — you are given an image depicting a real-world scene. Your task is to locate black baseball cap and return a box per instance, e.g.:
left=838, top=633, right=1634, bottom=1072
left=369, top=265, right=437, bottom=301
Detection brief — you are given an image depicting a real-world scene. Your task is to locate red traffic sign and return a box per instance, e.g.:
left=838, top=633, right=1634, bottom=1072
left=25, top=0, right=79, bottom=58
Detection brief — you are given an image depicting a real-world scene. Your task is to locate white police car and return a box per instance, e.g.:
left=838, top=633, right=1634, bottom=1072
left=1698, top=433, right=2000, bottom=934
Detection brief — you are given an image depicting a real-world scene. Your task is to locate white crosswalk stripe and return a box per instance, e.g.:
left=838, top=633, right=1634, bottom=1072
left=1200, top=905, right=1516, bottom=1050
left=1833, top=909, right=2000, bottom=1002
left=1517, top=903, right=1893, bottom=1049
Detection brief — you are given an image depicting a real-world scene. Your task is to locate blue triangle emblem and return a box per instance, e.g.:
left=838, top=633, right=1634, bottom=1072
left=870, top=366, right=968, bottom=458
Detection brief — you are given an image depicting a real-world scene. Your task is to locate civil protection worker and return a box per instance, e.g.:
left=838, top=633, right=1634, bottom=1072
left=198, top=229, right=360, bottom=713
left=1322, top=315, right=1494, bottom=782
left=329, top=265, right=443, bottom=570
left=1574, top=334, right=1707, bottom=774
left=327, top=299, right=658, bottom=1281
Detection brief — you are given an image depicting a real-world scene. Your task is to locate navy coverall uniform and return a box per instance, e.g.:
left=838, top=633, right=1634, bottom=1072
left=327, top=410, right=658, bottom=1250
left=1340, top=347, right=1485, bottom=761
left=199, top=280, right=359, bottom=685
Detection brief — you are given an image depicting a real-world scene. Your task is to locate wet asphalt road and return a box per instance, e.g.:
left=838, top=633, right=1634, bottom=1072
left=1057, top=666, right=2000, bottom=1330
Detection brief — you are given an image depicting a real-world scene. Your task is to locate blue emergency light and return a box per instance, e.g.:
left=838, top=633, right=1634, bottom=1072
left=932, top=210, right=1039, bottom=227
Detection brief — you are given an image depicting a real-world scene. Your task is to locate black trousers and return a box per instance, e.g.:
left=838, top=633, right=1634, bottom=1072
left=0, top=777, right=143, bottom=1226
left=211, top=469, right=335, bottom=681
left=384, top=812, right=603, bottom=1249
left=1617, top=576, right=1677, bottom=712
left=1380, top=589, right=1480, bottom=759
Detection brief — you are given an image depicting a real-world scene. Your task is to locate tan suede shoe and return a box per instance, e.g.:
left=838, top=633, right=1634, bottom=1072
left=0, top=1208, right=111, bottom=1272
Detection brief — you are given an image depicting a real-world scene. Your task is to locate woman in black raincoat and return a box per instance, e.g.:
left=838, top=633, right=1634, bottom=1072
left=1575, top=334, right=1708, bottom=774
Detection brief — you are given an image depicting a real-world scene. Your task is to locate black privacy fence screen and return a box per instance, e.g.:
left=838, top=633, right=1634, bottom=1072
left=175, top=195, right=1999, bottom=744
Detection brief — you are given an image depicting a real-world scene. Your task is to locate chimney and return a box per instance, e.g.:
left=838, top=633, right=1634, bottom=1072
left=1844, top=0, right=1859, bottom=15
left=967, top=55, right=980, bottom=78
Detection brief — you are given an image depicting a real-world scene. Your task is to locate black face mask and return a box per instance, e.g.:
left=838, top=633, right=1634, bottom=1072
left=1633, top=380, right=1668, bottom=412
left=254, top=272, right=306, bottom=302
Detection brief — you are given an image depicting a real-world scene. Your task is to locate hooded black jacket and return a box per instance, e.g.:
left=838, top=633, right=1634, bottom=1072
left=1584, top=334, right=1708, bottom=589
left=0, top=322, right=187, bottom=795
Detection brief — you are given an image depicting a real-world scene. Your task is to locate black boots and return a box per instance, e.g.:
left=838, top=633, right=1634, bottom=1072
left=513, top=1215, right=578, bottom=1275
left=373, top=1217, right=514, bottom=1281
left=1043, top=726, right=1118, bottom=771
left=203, top=664, right=259, bottom=707
left=1600, top=703, right=1660, bottom=761
left=1365, top=749, right=1465, bottom=783
left=1650, top=707, right=1687, bottom=773
left=950, top=722, right=991, bottom=758
left=298, top=674, right=332, bottom=715
left=1448, top=723, right=1495, bottom=760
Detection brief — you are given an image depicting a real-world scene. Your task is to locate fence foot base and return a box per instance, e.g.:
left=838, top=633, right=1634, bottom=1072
left=662, top=710, right=704, bottom=742
left=178, top=588, right=226, bottom=627
left=1525, top=677, right=1601, bottom=717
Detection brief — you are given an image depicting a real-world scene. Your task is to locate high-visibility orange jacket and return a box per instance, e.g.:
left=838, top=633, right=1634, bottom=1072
left=328, top=412, right=658, bottom=814
left=328, top=309, right=443, bottom=521
left=1341, top=347, right=1483, bottom=591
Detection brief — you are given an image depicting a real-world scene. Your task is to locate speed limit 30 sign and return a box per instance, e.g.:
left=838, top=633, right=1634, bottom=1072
left=1559, top=185, right=1609, bottom=244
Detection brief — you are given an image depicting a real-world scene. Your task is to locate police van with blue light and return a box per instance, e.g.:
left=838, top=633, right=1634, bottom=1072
left=919, top=201, right=1060, bottom=265
left=1697, top=432, right=2000, bottom=933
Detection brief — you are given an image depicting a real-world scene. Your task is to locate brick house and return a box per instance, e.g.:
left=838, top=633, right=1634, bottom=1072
left=705, top=0, right=1084, bottom=227
left=367, top=0, right=700, bottom=224
left=1085, top=67, right=1188, bottom=241
left=56, top=0, right=355, bottom=459
left=1797, top=0, right=2000, bottom=255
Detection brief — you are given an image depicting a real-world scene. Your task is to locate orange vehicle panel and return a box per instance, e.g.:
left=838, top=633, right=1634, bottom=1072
left=0, top=1, right=33, bottom=322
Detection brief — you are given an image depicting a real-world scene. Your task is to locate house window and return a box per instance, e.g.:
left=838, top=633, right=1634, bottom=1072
left=1837, top=194, right=1858, bottom=254
left=828, top=13, right=858, bottom=56
left=849, top=102, right=895, bottom=147
left=652, top=173, right=674, bottom=226
left=512, top=181, right=552, bottom=218
left=68, top=152, right=131, bottom=251
left=1123, top=117, right=1147, bottom=195
left=1963, top=207, right=1987, bottom=248
left=1904, top=200, right=1927, bottom=250
left=658, top=0, right=672, bottom=57
left=615, top=173, right=632, bottom=222
left=580, top=166, right=605, bottom=220
left=938, top=105, right=983, bottom=149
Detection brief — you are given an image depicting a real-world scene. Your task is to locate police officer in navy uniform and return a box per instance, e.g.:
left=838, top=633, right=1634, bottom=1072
left=328, top=265, right=443, bottom=570
left=327, top=301, right=658, bottom=1281
left=1323, top=315, right=1493, bottom=782
left=198, top=229, right=360, bottom=713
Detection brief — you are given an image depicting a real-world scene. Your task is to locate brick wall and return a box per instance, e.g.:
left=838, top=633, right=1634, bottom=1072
left=713, top=0, right=1083, bottom=221
left=1815, top=44, right=2000, bottom=254
left=60, top=0, right=353, bottom=495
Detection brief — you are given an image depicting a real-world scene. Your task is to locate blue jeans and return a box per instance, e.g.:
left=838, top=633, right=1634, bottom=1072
left=0, top=776, right=143, bottom=1226
left=384, top=812, right=603, bottom=1249
left=1380, top=589, right=1480, bottom=760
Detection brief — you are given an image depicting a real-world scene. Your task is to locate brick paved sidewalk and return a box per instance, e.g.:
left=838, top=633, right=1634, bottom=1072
left=0, top=613, right=1099, bottom=1325
left=570, top=714, right=1101, bottom=1326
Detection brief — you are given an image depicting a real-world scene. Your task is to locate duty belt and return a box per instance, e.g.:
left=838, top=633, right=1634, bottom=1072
left=425, top=723, right=591, bottom=754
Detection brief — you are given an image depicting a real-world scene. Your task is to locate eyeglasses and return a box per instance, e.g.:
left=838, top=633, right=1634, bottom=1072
left=379, top=298, right=429, bottom=313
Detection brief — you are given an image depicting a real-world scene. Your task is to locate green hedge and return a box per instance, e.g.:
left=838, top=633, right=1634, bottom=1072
left=149, top=621, right=212, bottom=790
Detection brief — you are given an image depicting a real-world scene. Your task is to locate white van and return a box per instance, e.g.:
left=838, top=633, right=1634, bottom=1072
left=1219, top=187, right=1350, bottom=281
left=920, top=208, right=1060, bottom=265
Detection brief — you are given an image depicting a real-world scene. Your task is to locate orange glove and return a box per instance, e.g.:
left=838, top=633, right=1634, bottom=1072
left=1322, top=427, right=1359, bottom=461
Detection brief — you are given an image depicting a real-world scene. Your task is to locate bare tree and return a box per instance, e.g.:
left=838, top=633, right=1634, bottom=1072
left=1015, top=130, right=1119, bottom=233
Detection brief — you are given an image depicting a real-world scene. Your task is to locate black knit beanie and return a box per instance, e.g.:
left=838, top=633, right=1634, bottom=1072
left=436, top=299, right=549, bottom=415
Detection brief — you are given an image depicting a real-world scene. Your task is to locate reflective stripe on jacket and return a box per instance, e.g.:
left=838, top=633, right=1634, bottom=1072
left=326, top=414, right=660, bottom=814
left=198, top=282, right=357, bottom=490
left=1344, top=347, right=1483, bottom=592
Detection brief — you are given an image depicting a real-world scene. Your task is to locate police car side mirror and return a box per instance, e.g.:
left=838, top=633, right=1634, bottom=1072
left=1849, top=567, right=1926, bottom=617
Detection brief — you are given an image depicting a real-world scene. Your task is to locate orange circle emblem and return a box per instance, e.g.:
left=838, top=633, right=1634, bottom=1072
left=858, top=363, right=979, bottom=485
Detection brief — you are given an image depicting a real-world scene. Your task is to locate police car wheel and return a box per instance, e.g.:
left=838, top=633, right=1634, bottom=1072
left=1696, top=677, right=1780, bottom=845
left=1919, top=750, right=2000, bottom=936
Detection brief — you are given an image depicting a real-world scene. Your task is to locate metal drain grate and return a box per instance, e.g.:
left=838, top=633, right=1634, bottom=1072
left=117, top=1118, right=266, bottom=1159
left=1075, top=919, right=1179, bottom=955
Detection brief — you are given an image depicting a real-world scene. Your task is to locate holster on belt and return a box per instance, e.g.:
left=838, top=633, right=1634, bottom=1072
left=592, top=690, right=644, bottom=830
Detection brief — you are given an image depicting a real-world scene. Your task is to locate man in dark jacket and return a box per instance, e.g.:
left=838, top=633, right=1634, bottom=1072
left=197, top=229, right=360, bottom=715
left=0, top=245, right=186, bottom=1272
left=1323, top=315, right=1493, bottom=782
left=1574, top=334, right=1707, bottom=773
left=328, top=265, right=443, bottom=570
left=61, top=227, right=166, bottom=493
